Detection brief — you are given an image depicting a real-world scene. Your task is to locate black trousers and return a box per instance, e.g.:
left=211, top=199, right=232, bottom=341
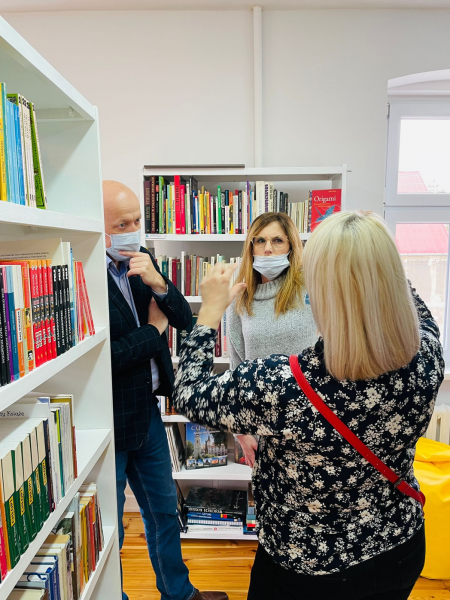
left=248, top=524, right=425, bottom=600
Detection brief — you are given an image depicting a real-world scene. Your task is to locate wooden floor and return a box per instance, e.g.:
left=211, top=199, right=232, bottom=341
left=122, top=513, right=450, bottom=600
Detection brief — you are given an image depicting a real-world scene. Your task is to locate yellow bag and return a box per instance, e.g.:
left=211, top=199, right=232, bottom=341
left=413, top=437, right=450, bottom=579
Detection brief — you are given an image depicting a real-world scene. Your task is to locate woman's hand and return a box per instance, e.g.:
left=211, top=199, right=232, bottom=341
left=198, top=263, right=247, bottom=329
left=236, top=434, right=258, bottom=468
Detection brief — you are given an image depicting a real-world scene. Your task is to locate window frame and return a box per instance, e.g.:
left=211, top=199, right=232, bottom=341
left=385, top=100, right=450, bottom=208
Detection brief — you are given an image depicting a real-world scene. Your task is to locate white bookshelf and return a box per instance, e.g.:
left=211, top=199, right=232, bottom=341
left=139, top=165, right=346, bottom=539
left=0, top=16, right=120, bottom=600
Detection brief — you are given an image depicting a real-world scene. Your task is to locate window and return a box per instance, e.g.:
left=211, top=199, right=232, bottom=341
left=385, top=101, right=450, bottom=361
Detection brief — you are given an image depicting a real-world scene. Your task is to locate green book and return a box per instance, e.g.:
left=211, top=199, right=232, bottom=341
left=0, top=448, right=22, bottom=565
left=9, top=441, right=30, bottom=553
left=28, top=101, right=47, bottom=209
left=35, top=421, right=50, bottom=520
left=21, top=434, right=37, bottom=541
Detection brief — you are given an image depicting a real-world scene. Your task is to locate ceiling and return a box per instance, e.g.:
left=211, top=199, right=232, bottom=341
left=2, top=0, right=450, bottom=11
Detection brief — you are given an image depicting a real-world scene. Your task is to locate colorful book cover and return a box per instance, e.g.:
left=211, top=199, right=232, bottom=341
left=310, top=189, right=342, bottom=231
left=185, top=424, right=228, bottom=470
left=184, top=487, right=246, bottom=517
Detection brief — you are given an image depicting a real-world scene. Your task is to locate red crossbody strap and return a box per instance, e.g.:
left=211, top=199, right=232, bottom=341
left=289, top=355, right=425, bottom=507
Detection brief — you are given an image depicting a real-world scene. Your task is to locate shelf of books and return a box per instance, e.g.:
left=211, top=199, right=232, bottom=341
left=142, top=166, right=346, bottom=540
left=0, top=15, right=120, bottom=600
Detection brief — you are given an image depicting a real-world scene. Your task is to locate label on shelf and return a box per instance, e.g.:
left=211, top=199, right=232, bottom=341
left=145, top=234, right=166, bottom=239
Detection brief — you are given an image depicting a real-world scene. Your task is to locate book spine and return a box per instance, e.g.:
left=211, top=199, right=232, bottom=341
left=46, top=260, right=57, bottom=358
left=79, top=263, right=95, bottom=336
left=29, top=262, right=41, bottom=367
left=37, top=261, right=49, bottom=363
left=215, top=321, right=222, bottom=357
left=6, top=100, right=18, bottom=204
left=6, top=267, right=19, bottom=380
left=0, top=269, right=7, bottom=386
left=159, top=177, right=164, bottom=234
left=13, top=266, right=25, bottom=378
left=238, top=191, right=242, bottom=234
left=29, top=101, right=47, bottom=209
left=52, top=266, right=62, bottom=355
left=41, top=259, right=52, bottom=360
left=64, top=264, right=73, bottom=346
left=0, top=85, right=8, bottom=202
left=185, top=257, right=191, bottom=297
left=144, top=178, right=151, bottom=234
left=180, top=184, right=186, bottom=235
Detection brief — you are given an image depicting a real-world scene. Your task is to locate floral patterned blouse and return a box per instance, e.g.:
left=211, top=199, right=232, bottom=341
left=173, top=287, right=444, bottom=575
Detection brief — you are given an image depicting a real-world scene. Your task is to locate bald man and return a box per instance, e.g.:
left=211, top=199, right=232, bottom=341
left=104, top=181, right=228, bottom=600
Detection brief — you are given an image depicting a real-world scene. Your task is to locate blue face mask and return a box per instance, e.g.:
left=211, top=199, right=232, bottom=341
left=253, top=252, right=290, bottom=280
left=106, top=230, right=141, bottom=262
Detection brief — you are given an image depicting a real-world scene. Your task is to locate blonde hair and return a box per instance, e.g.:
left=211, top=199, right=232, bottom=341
left=302, top=211, right=420, bottom=381
left=235, top=212, right=304, bottom=317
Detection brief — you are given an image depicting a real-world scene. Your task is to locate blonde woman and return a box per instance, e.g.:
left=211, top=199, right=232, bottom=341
left=172, top=211, right=443, bottom=600
left=228, top=213, right=317, bottom=466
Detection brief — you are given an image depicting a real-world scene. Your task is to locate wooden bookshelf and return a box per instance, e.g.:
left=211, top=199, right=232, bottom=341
left=141, top=165, right=347, bottom=539
left=0, top=16, right=120, bottom=600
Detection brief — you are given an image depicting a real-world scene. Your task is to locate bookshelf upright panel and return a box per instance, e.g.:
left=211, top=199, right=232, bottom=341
left=0, top=16, right=120, bottom=600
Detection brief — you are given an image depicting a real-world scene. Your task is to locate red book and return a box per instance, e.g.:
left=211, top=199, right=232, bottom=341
left=78, top=262, right=95, bottom=336
left=310, top=189, right=342, bottom=232
left=29, top=261, right=42, bottom=367
left=41, top=259, right=53, bottom=360
left=168, top=325, right=173, bottom=355
left=174, top=175, right=186, bottom=234
left=37, top=261, right=48, bottom=364
left=0, top=507, right=7, bottom=580
left=171, top=259, right=178, bottom=288
left=75, top=262, right=86, bottom=341
left=185, top=257, right=191, bottom=296
left=215, top=321, right=222, bottom=357
left=46, top=260, right=57, bottom=359
left=180, top=184, right=186, bottom=235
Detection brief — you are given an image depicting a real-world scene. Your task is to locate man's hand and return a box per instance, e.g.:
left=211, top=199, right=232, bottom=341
left=121, top=251, right=166, bottom=293
left=148, top=298, right=168, bottom=334
left=197, top=263, right=247, bottom=330
left=236, top=435, right=258, bottom=468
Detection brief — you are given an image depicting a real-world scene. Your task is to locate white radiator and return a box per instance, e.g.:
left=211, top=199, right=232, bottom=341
left=425, top=404, right=450, bottom=445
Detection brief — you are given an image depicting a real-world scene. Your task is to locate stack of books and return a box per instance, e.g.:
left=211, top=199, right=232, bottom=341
left=0, top=238, right=95, bottom=387
left=168, top=313, right=229, bottom=360
left=156, top=253, right=241, bottom=297
left=183, top=487, right=246, bottom=534
left=244, top=483, right=256, bottom=535
left=0, top=395, right=77, bottom=577
left=164, top=423, right=229, bottom=473
left=6, top=484, right=104, bottom=599
left=0, top=83, right=47, bottom=209
left=288, top=189, right=342, bottom=234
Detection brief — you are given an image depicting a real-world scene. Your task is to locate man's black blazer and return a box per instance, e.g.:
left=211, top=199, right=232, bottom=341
left=107, top=247, right=191, bottom=451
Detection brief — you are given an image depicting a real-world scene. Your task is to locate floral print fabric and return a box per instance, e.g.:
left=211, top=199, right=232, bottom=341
left=173, top=287, right=444, bottom=575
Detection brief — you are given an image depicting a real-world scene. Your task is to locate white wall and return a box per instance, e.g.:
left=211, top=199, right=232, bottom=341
left=5, top=9, right=450, bottom=213
left=3, top=10, right=254, bottom=195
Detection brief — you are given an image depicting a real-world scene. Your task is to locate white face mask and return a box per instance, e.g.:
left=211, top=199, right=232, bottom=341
left=253, top=252, right=290, bottom=280
left=106, top=230, right=141, bottom=261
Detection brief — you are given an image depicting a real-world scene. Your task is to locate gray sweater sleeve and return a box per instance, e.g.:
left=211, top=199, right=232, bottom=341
left=227, top=302, right=245, bottom=370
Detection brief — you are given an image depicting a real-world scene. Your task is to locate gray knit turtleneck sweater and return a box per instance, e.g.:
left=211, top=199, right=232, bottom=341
left=227, top=277, right=318, bottom=370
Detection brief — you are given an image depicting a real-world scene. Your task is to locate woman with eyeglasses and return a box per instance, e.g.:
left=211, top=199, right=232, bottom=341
left=172, top=211, right=444, bottom=600
left=227, top=212, right=317, bottom=467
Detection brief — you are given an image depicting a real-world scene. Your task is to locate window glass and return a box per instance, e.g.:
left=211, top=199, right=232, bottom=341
left=397, top=119, right=450, bottom=194
left=396, top=223, right=449, bottom=339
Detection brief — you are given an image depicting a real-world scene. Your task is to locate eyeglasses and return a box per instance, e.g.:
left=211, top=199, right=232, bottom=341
left=251, top=236, right=289, bottom=250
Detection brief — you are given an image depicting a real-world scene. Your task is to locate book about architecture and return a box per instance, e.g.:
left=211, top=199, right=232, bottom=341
left=185, top=423, right=228, bottom=470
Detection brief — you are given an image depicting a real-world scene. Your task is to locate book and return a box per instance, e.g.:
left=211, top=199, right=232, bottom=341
left=184, top=488, right=246, bottom=518
left=310, top=188, right=342, bottom=231
left=185, top=424, right=228, bottom=470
